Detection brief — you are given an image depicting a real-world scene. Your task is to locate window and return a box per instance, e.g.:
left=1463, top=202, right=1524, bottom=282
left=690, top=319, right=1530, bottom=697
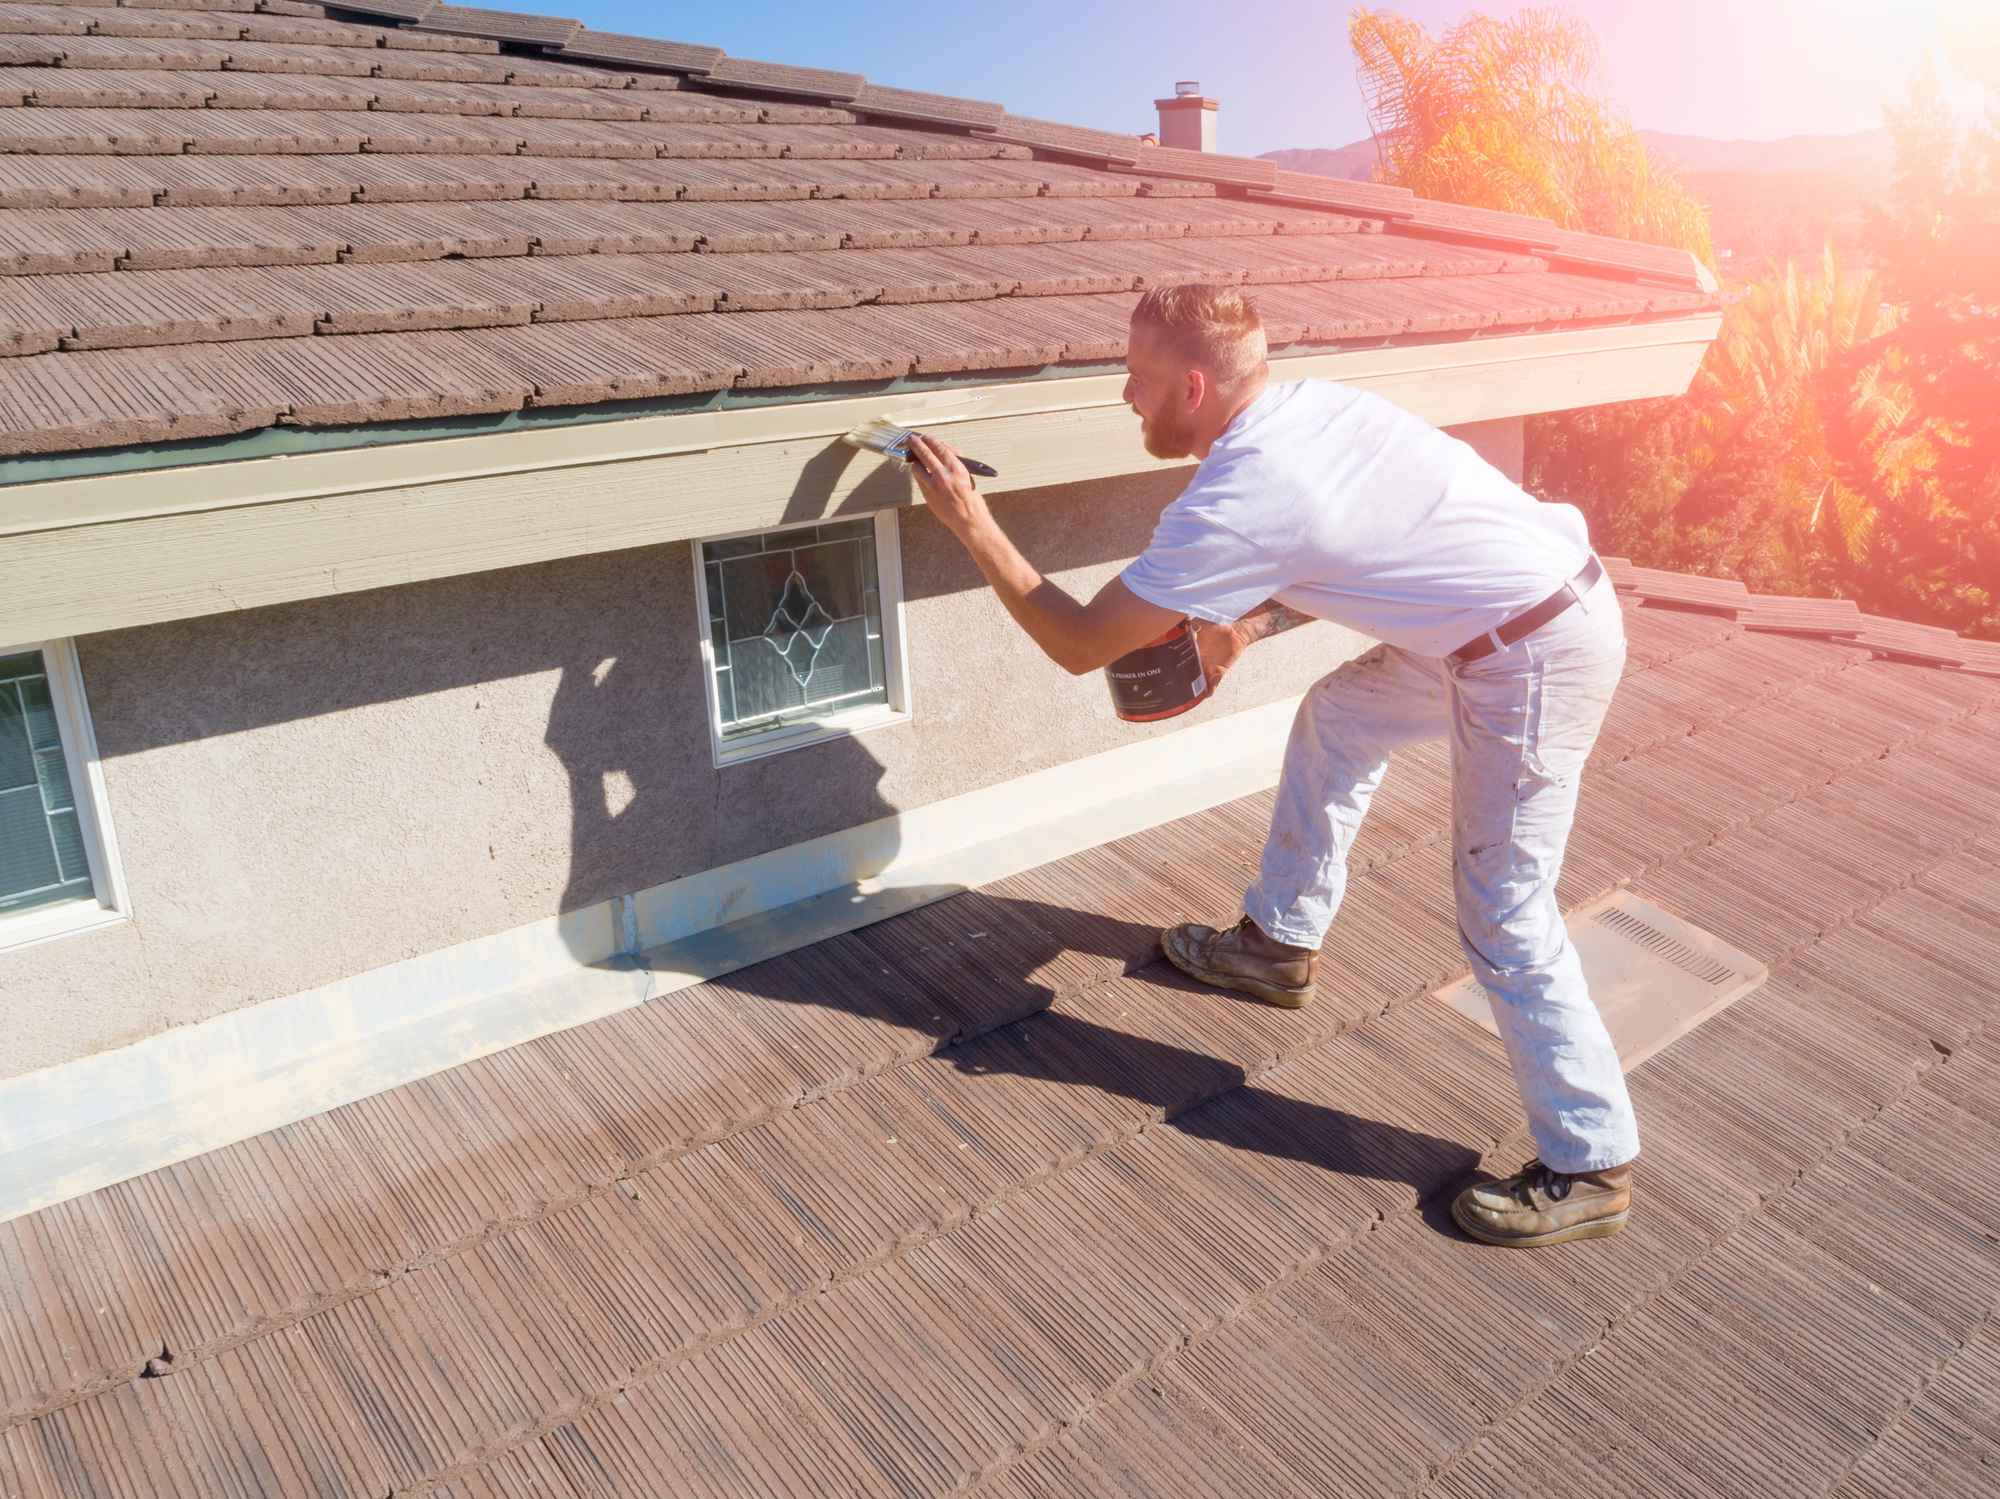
left=693, top=512, right=912, bottom=764
left=0, top=641, right=126, bottom=949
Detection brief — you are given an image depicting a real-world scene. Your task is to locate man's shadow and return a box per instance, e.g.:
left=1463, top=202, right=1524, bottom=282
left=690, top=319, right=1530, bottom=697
left=539, top=484, right=1481, bottom=1210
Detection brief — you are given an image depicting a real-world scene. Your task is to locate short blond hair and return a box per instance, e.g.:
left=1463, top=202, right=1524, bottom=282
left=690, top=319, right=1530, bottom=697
left=1131, top=284, right=1268, bottom=386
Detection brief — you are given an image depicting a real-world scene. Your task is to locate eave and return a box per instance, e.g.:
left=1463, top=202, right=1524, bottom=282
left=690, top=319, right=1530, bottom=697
left=0, top=313, right=1720, bottom=644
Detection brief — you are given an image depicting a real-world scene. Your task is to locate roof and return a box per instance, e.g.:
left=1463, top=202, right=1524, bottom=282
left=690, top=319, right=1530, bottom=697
left=3, top=581, right=1998, bottom=1495
left=0, top=0, right=1719, bottom=459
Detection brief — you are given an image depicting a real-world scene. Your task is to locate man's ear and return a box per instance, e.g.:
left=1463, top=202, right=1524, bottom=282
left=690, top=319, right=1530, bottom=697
left=1183, top=365, right=1208, bottom=411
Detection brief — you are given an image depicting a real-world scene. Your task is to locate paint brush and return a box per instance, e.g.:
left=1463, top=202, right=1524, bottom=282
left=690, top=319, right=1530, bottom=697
left=842, top=418, right=999, bottom=478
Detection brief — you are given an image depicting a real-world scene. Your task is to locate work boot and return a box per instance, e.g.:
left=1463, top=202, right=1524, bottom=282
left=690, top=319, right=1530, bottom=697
left=1160, top=915, right=1316, bottom=1008
left=1452, top=1159, right=1633, bottom=1248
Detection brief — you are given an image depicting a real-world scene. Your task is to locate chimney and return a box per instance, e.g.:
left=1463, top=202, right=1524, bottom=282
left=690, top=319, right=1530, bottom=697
left=1154, top=80, right=1217, bottom=153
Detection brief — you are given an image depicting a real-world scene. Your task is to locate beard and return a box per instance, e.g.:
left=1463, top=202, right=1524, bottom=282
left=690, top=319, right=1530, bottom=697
left=1138, top=404, right=1198, bottom=460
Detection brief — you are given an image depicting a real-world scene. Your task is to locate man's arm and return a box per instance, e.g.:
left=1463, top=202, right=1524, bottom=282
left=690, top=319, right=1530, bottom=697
left=1190, top=598, right=1313, bottom=688
left=1235, top=598, right=1314, bottom=644
left=905, top=433, right=1180, bottom=674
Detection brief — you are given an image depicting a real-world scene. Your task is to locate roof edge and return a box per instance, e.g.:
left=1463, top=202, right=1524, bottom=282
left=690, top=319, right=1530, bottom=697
left=0, top=316, right=1723, bottom=644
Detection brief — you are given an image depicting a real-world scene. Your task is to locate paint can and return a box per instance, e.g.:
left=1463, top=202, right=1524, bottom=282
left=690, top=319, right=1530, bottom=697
left=1105, top=619, right=1212, bottom=722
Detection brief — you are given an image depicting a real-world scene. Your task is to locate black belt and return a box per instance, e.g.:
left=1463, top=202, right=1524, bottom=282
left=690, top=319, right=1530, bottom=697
left=1448, top=555, right=1605, bottom=665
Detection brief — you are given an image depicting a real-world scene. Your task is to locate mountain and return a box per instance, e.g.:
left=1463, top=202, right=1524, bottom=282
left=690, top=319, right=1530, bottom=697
left=1259, top=142, right=1379, bottom=181
left=1259, top=130, right=1893, bottom=271
left=1636, top=129, right=1893, bottom=178
left=1260, top=129, right=1891, bottom=182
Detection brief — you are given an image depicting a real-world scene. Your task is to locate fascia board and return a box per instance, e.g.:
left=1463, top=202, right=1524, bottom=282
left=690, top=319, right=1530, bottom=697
left=0, top=315, right=1719, bottom=644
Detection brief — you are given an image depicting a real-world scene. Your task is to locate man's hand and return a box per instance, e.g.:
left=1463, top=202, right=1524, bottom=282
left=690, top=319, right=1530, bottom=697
left=1192, top=619, right=1246, bottom=688
left=904, top=432, right=986, bottom=535
left=1195, top=600, right=1314, bottom=690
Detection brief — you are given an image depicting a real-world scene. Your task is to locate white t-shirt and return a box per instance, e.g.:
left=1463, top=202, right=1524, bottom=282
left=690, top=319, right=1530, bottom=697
left=1120, top=380, right=1594, bottom=658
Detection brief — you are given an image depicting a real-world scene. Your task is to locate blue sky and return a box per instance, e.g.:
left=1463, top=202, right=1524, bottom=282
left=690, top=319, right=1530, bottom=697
left=580, top=1, right=1990, bottom=157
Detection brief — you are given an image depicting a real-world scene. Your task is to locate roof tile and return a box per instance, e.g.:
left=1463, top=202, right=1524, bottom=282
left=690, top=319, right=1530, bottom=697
left=414, top=4, right=579, bottom=47
left=847, top=82, right=1004, bottom=131
left=1544, top=228, right=1712, bottom=290
left=0, top=5, right=93, bottom=36
left=984, top=113, right=1142, bottom=166
left=1396, top=198, right=1562, bottom=251
left=700, top=56, right=864, bottom=103
left=10, top=64, right=215, bottom=107
left=0, top=33, right=57, bottom=65
left=1129, top=143, right=1275, bottom=190
left=321, top=0, right=436, bottom=19
left=0, top=341, right=282, bottom=453
left=192, top=67, right=378, bottom=110
left=553, top=28, right=720, bottom=75
left=706, top=304, right=909, bottom=385
left=370, top=47, right=509, bottom=83
left=0, top=153, right=163, bottom=207
left=1738, top=593, right=1865, bottom=638
left=1852, top=615, right=1969, bottom=667
left=1615, top=565, right=1752, bottom=615
left=1255, top=168, right=1416, bottom=218
left=234, top=14, right=384, bottom=46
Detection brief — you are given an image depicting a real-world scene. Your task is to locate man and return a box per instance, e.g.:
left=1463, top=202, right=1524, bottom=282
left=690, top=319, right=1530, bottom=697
left=903, top=283, right=1636, bottom=1249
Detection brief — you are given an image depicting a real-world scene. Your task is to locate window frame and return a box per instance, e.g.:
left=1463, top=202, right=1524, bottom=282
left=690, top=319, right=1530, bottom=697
left=691, top=509, right=914, bottom=769
left=0, top=638, right=130, bottom=952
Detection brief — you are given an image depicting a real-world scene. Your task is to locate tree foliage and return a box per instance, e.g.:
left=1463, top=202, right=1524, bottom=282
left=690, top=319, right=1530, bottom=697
left=1349, top=7, right=1999, bottom=639
left=1348, top=7, right=1712, bottom=261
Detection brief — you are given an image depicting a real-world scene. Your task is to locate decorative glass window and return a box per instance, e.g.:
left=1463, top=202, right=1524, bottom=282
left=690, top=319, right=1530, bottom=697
left=0, top=641, right=126, bottom=949
left=693, top=512, right=911, bottom=764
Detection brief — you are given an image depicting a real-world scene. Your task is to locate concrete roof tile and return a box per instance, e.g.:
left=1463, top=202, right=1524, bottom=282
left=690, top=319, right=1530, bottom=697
left=469, top=315, right=744, bottom=403
left=323, top=0, right=436, bottom=19
left=700, top=56, right=863, bottom=103
left=413, top=3, right=578, bottom=48
left=553, top=29, right=720, bottom=75
left=1129, top=143, right=1275, bottom=190
left=847, top=82, right=1003, bottom=131
left=983, top=113, right=1142, bottom=166
left=10, top=63, right=215, bottom=107
left=370, top=47, right=509, bottom=83
left=0, top=4, right=93, bottom=35
left=0, top=153, right=164, bottom=207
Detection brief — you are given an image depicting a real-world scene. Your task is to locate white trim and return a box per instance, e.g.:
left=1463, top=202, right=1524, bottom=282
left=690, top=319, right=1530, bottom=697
left=0, top=681, right=1334, bottom=1225
left=0, top=317, right=1721, bottom=646
left=691, top=510, right=913, bottom=768
left=0, top=638, right=129, bottom=953
left=0, top=318, right=1718, bottom=541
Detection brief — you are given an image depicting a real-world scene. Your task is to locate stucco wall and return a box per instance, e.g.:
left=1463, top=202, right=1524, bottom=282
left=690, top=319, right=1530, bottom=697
left=3, top=466, right=1370, bottom=1078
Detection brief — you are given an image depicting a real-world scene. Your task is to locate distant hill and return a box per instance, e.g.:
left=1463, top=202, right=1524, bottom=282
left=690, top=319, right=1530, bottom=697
left=1260, top=142, right=1380, bottom=181
left=1637, top=129, right=1893, bottom=177
left=1260, top=129, right=1891, bottom=182
left=1260, top=130, right=1894, bottom=273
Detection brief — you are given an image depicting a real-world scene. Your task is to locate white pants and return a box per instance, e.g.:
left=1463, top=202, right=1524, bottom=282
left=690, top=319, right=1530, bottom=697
left=1244, top=574, right=1639, bottom=1172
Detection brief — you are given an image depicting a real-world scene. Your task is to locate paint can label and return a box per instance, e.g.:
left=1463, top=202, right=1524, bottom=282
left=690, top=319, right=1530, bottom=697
left=1105, top=620, right=1212, bottom=722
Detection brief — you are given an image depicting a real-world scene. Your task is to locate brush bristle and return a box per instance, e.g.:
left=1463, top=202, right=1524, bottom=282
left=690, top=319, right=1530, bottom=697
left=841, top=417, right=911, bottom=458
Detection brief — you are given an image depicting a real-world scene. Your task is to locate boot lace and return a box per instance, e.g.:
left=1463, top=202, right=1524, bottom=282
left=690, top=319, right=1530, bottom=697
left=1514, top=1159, right=1572, bottom=1205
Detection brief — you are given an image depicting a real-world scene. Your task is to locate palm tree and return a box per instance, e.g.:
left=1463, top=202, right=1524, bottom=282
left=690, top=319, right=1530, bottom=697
left=1686, top=247, right=1891, bottom=579
left=1348, top=7, right=1713, bottom=264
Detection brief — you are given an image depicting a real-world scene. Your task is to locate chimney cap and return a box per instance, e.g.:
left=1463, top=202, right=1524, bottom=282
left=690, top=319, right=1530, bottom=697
left=1174, top=79, right=1201, bottom=97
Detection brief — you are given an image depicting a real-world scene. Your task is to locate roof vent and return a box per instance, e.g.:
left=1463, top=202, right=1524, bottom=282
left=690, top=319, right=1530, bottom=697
left=1155, top=82, right=1218, bottom=153
left=1434, top=891, right=1767, bottom=1071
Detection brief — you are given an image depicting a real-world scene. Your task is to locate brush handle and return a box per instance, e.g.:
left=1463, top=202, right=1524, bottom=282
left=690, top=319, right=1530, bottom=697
left=902, top=451, right=998, bottom=479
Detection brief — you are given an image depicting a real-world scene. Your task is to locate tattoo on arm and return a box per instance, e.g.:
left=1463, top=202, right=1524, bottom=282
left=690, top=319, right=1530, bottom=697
left=1241, top=601, right=1313, bottom=643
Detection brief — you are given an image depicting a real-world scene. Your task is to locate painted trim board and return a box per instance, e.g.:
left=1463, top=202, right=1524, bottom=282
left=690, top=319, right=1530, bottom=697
left=0, top=318, right=1720, bottom=645
left=0, top=683, right=1326, bottom=1225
